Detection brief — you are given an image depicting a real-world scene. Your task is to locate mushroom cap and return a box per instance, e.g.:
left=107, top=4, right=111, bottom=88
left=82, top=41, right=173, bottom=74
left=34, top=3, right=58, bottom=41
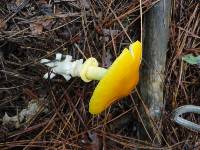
left=89, top=41, right=142, bottom=114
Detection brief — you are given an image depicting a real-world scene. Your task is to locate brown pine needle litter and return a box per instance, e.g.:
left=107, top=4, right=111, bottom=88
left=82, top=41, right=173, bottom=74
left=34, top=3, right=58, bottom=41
left=0, top=0, right=199, bottom=149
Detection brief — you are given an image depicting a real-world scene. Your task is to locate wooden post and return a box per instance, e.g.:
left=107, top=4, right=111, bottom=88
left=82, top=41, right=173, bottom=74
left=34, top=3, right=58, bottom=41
left=139, top=0, right=171, bottom=142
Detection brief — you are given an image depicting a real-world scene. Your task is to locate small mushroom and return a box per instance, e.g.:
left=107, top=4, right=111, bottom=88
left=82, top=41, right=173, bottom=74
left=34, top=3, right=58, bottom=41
left=40, top=41, right=142, bottom=114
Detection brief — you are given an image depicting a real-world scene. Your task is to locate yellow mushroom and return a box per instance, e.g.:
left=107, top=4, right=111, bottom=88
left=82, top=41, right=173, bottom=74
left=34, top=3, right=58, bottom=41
left=80, top=41, right=142, bottom=114
left=41, top=41, right=142, bottom=115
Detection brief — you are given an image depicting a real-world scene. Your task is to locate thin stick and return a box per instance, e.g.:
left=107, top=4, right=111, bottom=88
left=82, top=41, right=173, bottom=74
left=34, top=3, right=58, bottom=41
left=140, top=0, right=143, bottom=43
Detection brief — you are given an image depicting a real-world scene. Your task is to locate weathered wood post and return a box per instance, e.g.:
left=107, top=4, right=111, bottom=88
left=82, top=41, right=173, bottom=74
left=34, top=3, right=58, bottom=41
left=139, top=0, right=171, bottom=142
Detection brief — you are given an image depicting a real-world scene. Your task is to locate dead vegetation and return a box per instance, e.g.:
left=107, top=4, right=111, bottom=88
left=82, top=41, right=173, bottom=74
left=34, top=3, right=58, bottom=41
left=0, top=0, right=199, bottom=149
left=164, top=0, right=200, bottom=149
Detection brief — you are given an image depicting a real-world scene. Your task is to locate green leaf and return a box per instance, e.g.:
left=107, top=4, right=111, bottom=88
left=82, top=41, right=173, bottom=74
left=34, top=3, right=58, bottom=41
left=182, top=54, right=200, bottom=65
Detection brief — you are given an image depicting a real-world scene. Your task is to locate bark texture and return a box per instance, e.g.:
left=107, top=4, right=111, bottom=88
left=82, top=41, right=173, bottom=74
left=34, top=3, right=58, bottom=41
left=139, top=0, right=171, bottom=142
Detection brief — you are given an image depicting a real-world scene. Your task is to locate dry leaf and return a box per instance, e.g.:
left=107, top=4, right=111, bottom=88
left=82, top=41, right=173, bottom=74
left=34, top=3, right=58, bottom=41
left=0, top=18, right=7, bottom=30
left=80, top=0, right=90, bottom=9
left=16, top=0, right=25, bottom=6
left=29, top=17, right=54, bottom=35
left=30, top=23, right=43, bottom=35
left=2, top=99, right=48, bottom=128
left=41, top=19, right=54, bottom=30
left=101, top=29, right=120, bottom=42
left=7, top=0, right=30, bottom=12
left=102, top=29, right=119, bottom=36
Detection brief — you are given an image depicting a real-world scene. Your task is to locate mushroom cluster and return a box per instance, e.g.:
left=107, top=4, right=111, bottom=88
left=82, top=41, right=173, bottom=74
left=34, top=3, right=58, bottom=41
left=41, top=41, right=142, bottom=114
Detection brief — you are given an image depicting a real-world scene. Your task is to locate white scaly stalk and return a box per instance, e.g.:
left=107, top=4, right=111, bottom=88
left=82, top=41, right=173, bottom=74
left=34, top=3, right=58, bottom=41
left=40, top=53, right=107, bottom=82
left=40, top=53, right=84, bottom=81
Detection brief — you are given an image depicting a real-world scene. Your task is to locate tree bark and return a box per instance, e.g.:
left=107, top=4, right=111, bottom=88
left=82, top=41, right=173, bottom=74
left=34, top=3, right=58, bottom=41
left=139, top=0, right=171, bottom=143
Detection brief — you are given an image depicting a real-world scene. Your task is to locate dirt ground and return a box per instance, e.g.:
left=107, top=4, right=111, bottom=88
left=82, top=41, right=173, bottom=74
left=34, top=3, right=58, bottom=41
left=0, top=0, right=199, bottom=149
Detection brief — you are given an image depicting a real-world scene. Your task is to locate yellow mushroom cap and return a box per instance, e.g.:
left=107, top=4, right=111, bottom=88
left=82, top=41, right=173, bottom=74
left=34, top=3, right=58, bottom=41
left=89, top=41, right=142, bottom=114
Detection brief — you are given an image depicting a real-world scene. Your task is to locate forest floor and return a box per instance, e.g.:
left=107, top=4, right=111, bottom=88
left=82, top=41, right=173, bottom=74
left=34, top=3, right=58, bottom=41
left=0, top=0, right=199, bottom=149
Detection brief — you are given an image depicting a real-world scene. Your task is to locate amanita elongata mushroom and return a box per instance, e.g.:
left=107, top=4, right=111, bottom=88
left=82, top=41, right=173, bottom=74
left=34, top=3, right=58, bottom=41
left=41, top=41, right=142, bottom=114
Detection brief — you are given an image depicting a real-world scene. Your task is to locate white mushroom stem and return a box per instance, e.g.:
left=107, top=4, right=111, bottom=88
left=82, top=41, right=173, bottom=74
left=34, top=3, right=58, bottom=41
left=86, top=66, right=107, bottom=81
left=40, top=53, right=108, bottom=82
